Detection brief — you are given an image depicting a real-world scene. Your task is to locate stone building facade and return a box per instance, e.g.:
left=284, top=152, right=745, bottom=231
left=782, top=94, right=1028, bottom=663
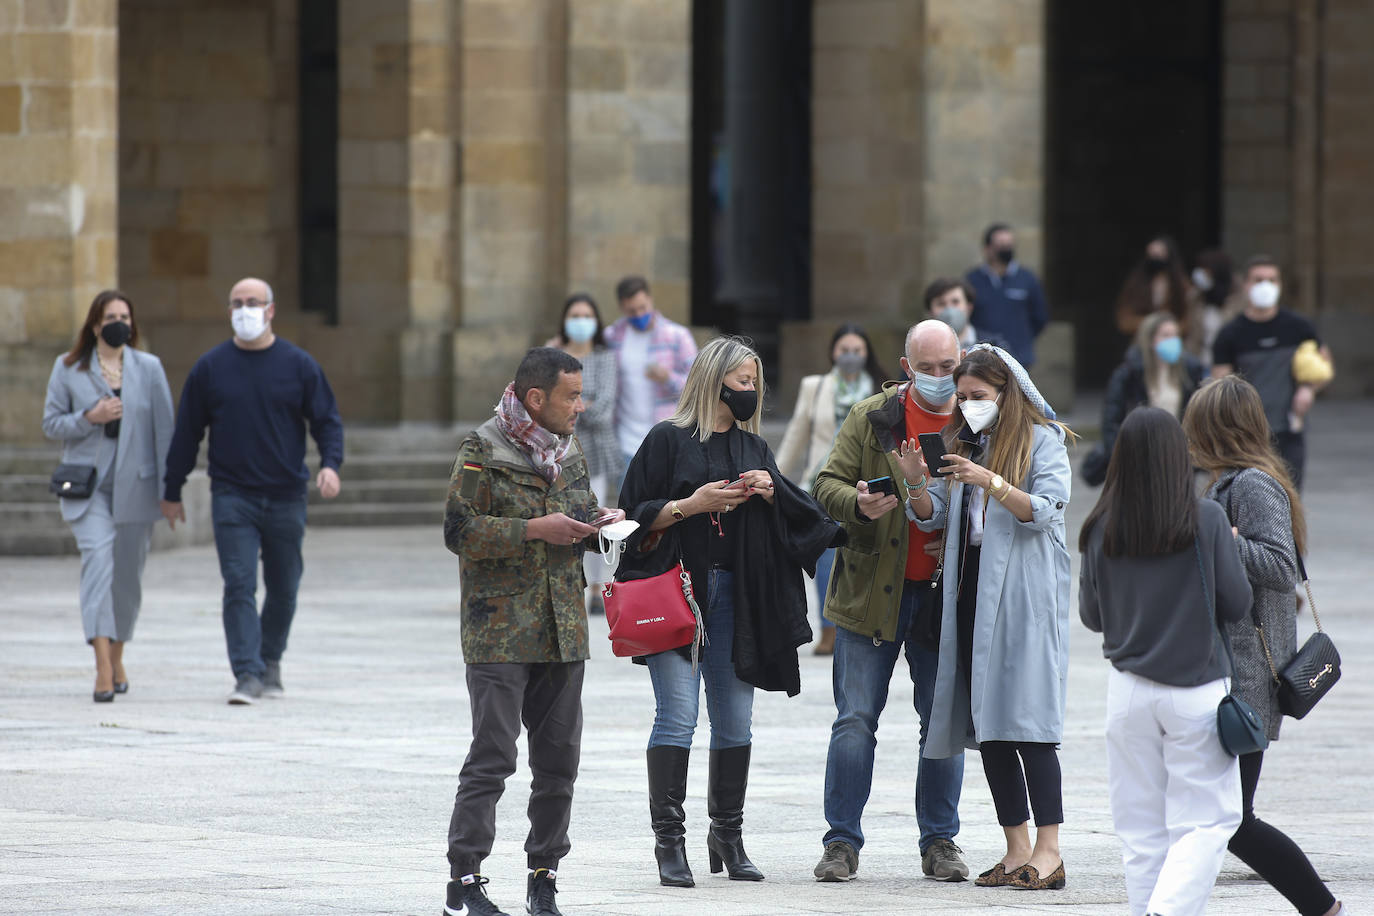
left=3, top=0, right=1372, bottom=445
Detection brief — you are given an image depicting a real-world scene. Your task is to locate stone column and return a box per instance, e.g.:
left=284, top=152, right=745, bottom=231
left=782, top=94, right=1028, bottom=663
left=336, top=0, right=457, bottom=421
left=450, top=0, right=570, bottom=418
left=565, top=0, right=691, bottom=321
left=0, top=0, right=118, bottom=441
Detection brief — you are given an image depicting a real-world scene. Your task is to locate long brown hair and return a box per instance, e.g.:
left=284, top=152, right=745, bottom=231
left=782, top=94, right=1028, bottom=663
left=62, top=289, right=139, bottom=370
left=1079, top=406, right=1197, bottom=556
left=1115, top=234, right=1191, bottom=336
left=942, top=348, right=1076, bottom=488
left=1182, top=375, right=1306, bottom=555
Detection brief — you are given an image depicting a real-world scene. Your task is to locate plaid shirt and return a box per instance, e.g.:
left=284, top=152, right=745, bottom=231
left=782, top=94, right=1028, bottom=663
left=603, top=313, right=697, bottom=430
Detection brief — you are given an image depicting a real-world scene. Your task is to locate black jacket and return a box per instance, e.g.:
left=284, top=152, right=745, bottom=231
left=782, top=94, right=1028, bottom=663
left=1084, top=346, right=1205, bottom=485
left=618, top=421, right=844, bottom=696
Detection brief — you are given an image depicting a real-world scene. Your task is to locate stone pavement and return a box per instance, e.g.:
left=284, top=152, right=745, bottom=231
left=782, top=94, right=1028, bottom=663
left=1, top=399, right=1370, bottom=915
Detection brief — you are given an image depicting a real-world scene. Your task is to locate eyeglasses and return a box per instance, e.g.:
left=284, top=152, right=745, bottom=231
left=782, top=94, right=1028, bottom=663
left=230, top=298, right=271, bottom=309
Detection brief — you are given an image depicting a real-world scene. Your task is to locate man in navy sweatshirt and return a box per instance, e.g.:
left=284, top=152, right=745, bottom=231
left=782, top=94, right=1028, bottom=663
left=162, top=277, right=344, bottom=705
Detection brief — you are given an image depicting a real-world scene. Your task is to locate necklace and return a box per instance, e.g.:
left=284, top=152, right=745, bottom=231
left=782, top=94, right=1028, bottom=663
left=96, top=348, right=123, bottom=386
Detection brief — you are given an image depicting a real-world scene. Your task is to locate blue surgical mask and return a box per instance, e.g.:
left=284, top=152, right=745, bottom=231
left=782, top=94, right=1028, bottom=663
left=628, top=312, right=653, bottom=332
left=913, top=371, right=956, bottom=404
left=564, top=316, right=597, bottom=343
left=1153, top=336, right=1182, bottom=365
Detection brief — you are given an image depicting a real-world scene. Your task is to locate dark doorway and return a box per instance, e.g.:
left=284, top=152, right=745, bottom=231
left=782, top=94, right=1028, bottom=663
left=299, top=0, right=339, bottom=323
left=1045, top=0, right=1222, bottom=386
left=691, top=0, right=812, bottom=386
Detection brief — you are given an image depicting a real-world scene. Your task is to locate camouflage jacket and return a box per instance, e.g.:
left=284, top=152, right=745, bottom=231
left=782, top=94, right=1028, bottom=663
left=444, top=417, right=601, bottom=664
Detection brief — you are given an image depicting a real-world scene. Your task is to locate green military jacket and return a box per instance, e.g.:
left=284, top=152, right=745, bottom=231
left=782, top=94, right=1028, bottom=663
left=813, top=384, right=928, bottom=643
left=443, top=417, right=601, bottom=664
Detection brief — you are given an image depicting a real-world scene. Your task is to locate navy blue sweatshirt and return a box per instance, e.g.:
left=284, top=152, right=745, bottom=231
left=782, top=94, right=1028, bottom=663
left=164, top=338, right=344, bottom=502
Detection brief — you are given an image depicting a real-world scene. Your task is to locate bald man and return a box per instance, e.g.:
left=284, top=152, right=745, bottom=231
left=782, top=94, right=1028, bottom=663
left=163, top=277, right=344, bottom=704
left=810, top=319, right=969, bottom=884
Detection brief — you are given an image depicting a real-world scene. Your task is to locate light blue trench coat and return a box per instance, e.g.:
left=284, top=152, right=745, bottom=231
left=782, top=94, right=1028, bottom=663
left=915, top=423, right=1072, bottom=759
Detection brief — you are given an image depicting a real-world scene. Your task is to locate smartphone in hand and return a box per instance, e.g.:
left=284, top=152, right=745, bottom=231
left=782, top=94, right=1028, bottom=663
left=724, top=478, right=750, bottom=491
left=918, top=433, right=950, bottom=476
left=866, top=475, right=895, bottom=496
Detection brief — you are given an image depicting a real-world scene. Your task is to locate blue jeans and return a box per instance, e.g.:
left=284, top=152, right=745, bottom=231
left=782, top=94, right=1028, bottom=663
left=645, top=569, right=753, bottom=750
left=823, top=581, right=963, bottom=853
left=814, top=547, right=836, bottom=632
left=211, top=482, right=307, bottom=679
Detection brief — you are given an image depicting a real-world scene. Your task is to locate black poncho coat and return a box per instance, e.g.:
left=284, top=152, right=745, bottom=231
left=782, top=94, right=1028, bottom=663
left=617, top=420, right=845, bottom=696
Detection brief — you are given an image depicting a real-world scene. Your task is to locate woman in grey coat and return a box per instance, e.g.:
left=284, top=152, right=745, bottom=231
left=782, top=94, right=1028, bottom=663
left=43, top=290, right=175, bottom=702
left=904, top=345, right=1075, bottom=891
left=1183, top=375, right=1343, bottom=916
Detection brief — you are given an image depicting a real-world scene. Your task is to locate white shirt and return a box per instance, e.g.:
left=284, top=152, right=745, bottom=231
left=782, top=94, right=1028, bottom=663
left=616, top=328, right=654, bottom=457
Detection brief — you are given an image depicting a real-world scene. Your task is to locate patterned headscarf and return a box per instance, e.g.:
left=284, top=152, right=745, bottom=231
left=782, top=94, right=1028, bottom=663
left=965, top=342, right=1055, bottom=419
left=493, top=382, right=572, bottom=483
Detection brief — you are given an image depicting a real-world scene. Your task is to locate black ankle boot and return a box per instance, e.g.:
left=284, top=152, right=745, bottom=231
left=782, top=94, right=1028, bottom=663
left=646, top=745, right=694, bottom=887
left=705, top=744, right=764, bottom=880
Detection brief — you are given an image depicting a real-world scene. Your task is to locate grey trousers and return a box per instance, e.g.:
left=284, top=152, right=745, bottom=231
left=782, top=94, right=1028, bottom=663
left=67, top=490, right=153, bottom=643
left=448, top=661, right=584, bottom=878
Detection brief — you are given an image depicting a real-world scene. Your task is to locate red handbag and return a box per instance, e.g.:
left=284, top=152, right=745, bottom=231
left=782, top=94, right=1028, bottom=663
left=603, top=561, right=703, bottom=668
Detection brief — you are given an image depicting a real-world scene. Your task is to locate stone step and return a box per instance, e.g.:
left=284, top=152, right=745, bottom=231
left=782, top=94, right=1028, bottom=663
left=339, top=453, right=455, bottom=481
left=306, top=502, right=444, bottom=527
left=0, top=474, right=53, bottom=501
left=0, top=526, right=77, bottom=556
left=0, top=448, right=59, bottom=475
left=338, top=424, right=468, bottom=456
left=306, top=479, right=447, bottom=506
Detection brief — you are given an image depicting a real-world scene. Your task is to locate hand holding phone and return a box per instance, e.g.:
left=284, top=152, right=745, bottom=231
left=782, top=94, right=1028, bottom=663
left=866, top=475, right=895, bottom=497
left=918, top=433, right=950, bottom=476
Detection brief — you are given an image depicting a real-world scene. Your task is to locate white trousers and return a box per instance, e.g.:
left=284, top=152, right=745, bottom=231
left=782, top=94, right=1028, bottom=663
left=1105, top=668, right=1242, bottom=916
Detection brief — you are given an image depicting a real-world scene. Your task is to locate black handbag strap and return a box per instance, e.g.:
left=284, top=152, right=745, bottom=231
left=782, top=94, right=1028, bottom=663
left=1195, top=538, right=1239, bottom=682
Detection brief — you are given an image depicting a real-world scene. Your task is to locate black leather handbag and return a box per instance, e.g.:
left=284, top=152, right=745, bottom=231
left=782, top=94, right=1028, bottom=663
left=1257, top=555, right=1341, bottom=719
left=49, top=464, right=97, bottom=499
left=1196, top=541, right=1269, bottom=757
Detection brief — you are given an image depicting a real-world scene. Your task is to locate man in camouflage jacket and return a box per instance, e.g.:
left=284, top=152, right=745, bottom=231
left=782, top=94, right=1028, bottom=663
left=440, top=347, right=623, bottom=916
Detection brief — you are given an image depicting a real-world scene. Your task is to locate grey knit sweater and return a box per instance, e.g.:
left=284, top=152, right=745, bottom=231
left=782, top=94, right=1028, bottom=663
left=1208, top=468, right=1301, bottom=741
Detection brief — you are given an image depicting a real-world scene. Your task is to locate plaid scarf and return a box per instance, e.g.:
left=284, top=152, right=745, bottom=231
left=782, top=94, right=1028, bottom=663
left=494, top=382, right=572, bottom=483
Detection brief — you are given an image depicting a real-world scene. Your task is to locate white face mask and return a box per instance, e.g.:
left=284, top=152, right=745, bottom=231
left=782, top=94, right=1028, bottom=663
left=597, top=519, right=640, bottom=569
left=1248, top=280, right=1280, bottom=310
left=959, top=397, right=1000, bottom=434
left=1191, top=267, right=1213, bottom=292
left=231, top=305, right=268, bottom=341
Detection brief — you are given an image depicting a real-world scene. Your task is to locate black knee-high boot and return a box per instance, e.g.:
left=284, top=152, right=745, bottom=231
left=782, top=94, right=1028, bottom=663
left=706, top=745, right=764, bottom=880
left=647, top=745, right=694, bottom=887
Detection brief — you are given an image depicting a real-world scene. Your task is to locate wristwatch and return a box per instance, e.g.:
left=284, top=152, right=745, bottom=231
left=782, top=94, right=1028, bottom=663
left=669, top=500, right=685, bottom=520
left=988, top=474, right=1008, bottom=501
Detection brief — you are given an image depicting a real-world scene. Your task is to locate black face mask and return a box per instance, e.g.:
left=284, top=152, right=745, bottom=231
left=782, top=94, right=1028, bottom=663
left=99, top=321, right=131, bottom=348
left=1144, top=256, right=1168, bottom=276
left=995, top=247, right=1014, bottom=265
left=719, top=384, right=757, bottom=422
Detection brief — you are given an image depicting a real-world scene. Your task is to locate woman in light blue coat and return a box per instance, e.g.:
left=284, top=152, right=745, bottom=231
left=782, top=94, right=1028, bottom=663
left=43, top=290, right=174, bottom=702
left=902, top=344, right=1075, bottom=891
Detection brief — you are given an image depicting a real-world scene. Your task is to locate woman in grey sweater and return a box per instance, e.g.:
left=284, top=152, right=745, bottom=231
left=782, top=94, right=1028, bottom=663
left=1079, top=407, right=1252, bottom=916
left=1184, top=376, right=1343, bottom=916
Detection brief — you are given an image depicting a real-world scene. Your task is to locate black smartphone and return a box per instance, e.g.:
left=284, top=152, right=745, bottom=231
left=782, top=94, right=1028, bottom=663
left=918, top=433, right=950, bottom=476
left=866, top=475, right=895, bottom=496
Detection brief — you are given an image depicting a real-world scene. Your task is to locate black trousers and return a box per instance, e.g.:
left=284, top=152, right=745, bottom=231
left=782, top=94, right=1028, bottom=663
left=1275, top=430, right=1306, bottom=491
left=1228, top=751, right=1335, bottom=916
left=447, top=661, right=585, bottom=878
left=980, top=741, right=1064, bottom=827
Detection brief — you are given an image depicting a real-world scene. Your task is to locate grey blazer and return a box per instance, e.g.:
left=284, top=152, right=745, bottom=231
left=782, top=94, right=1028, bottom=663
left=1208, top=467, right=1300, bottom=741
left=42, top=348, right=175, bottom=525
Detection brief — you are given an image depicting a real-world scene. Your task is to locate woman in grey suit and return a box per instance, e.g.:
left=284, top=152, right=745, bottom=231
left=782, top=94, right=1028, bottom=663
left=42, top=290, right=175, bottom=702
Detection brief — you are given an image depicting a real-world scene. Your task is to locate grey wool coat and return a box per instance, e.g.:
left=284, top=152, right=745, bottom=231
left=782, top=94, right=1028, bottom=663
left=42, top=348, right=175, bottom=525
left=1207, top=468, right=1300, bottom=740
left=916, top=423, right=1073, bottom=759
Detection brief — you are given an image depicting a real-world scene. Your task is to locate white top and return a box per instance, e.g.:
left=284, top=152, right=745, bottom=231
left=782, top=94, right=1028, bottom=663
left=1148, top=365, right=1182, bottom=419
left=616, top=328, right=654, bottom=457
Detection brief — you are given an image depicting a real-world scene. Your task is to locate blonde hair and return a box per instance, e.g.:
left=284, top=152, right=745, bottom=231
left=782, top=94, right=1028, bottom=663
left=669, top=336, right=764, bottom=441
left=942, top=348, right=1076, bottom=488
left=1182, top=375, right=1306, bottom=555
left=1135, top=310, right=1189, bottom=392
